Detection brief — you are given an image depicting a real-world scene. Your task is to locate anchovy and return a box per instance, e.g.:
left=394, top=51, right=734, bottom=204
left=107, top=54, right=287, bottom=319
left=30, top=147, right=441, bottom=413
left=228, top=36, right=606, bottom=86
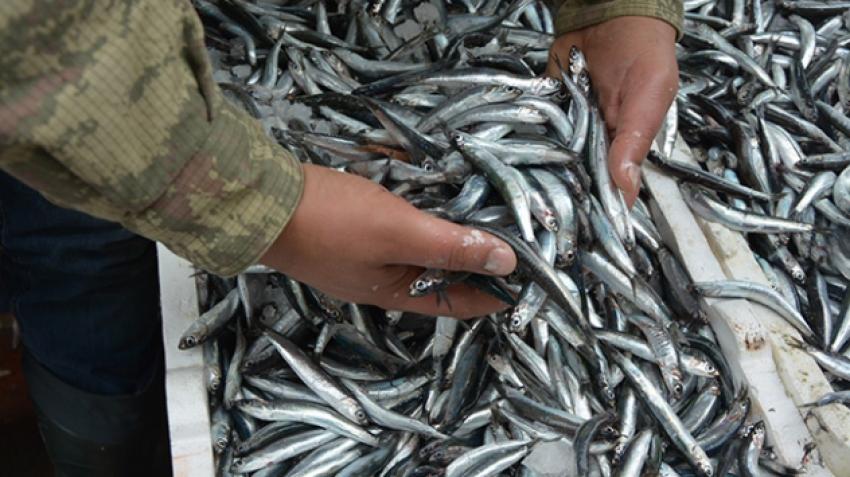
left=223, top=318, right=246, bottom=409
left=183, top=1, right=798, bottom=473
left=617, top=428, right=653, bottom=477
left=236, top=399, right=378, bottom=446
left=179, top=288, right=240, bottom=349
left=264, top=331, right=368, bottom=425
left=230, top=429, right=337, bottom=473
left=343, top=379, right=447, bottom=439
left=788, top=338, right=850, bottom=381
left=682, top=183, right=817, bottom=234
left=444, top=440, right=530, bottom=477
left=647, top=151, right=774, bottom=202
left=694, top=280, right=814, bottom=338
left=607, top=349, right=713, bottom=476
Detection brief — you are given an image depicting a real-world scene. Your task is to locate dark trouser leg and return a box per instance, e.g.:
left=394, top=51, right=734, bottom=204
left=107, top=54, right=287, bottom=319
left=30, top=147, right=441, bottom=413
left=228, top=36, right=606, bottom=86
left=0, top=171, right=171, bottom=477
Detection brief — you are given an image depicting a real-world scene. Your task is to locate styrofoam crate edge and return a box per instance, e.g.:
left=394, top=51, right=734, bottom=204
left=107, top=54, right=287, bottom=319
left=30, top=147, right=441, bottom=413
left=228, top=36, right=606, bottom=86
left=158, top=245, right=214, bottom=477
left=644, top=133, right=842, bottom=476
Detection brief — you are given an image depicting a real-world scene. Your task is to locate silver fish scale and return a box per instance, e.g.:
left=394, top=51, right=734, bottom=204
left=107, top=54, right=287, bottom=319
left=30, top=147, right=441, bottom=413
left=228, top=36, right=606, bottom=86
left=173, top=0, right=850, bottom=476
left=673, top=0, right=850, bottom=440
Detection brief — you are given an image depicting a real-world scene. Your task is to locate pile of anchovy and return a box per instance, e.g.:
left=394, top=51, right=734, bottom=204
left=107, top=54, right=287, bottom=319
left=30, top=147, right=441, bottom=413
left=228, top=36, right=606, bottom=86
left=661, top=0, right=850, bottom=417
left=174, top=0, right=850, bottom=476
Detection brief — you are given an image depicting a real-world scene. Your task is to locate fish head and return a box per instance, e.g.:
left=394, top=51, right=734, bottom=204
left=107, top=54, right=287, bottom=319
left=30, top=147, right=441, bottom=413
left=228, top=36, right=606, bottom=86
left=568, top=46, right=586, bottom=75
left=789, top=266, right=806, bottom=284
left=207, top=373, right=222, bottom=392
left=696, top=459, right=714, bottom=477
left=752, top=421, right=766, bottom=447
left=487, top=85, right=523, bottom=102
left=531, top=77, right=562, bottom=96
left=557, top=247, right=576, bottom=267
left=354, top=409, right=369, bottom=425
left=687, top=356, right=718, bottom=377
left=508, top=304, right=528, bottom=331
left=551, top=87, right=569, bottom=103
left=663, top=371, right=684, bottom=400
left=214, top=436, right=229, bottom=453
left=421, top=158, right=438, bottom=173
left=576, top=70, right=591, bottom=93
left=542, top=211, right=559, bottom=232
left=179, top=335, right=198, bottom=349
left=449, top=130, right=466, bottom=149
left=409, top=270, right=446, bottom=297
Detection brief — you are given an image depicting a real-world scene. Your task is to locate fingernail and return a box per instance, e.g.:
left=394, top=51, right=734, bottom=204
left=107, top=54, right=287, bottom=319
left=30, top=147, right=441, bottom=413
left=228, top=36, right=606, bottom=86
left=484, top=247, right=514, bottom=275
left=626, top=164, right=641, bottom=191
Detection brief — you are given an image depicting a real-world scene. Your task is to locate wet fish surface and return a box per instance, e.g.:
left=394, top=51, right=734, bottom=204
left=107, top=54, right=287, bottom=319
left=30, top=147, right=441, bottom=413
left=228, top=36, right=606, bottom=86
left=171, top=0, right=850, bottom=475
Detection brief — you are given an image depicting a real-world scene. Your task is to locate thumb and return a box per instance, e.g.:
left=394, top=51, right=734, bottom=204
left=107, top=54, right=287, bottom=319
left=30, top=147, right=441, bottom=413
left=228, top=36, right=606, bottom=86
left=608, top=130, right=650, bottom=208
left=608, top=66, right=677, bottom=208
left=391, top=211, right=517, bottom=276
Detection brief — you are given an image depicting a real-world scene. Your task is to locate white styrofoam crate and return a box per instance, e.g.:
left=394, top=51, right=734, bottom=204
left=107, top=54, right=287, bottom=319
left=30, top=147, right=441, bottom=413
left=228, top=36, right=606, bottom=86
left=644, top=134, right=847, bottom=476
left=159, top=245, right=214, bottom=477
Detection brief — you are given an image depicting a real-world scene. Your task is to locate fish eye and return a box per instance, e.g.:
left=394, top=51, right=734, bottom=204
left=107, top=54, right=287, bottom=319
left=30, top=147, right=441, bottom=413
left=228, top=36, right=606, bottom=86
left=415, top=280, right=428, bottom=290
left=423, top=163, right=434, bottom=172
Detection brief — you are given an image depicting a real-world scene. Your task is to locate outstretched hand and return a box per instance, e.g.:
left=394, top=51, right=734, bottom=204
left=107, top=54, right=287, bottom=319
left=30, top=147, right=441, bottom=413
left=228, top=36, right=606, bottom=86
left=261, top=164, right=517, bottom=319
left=546, top=16, right=678, bottom=207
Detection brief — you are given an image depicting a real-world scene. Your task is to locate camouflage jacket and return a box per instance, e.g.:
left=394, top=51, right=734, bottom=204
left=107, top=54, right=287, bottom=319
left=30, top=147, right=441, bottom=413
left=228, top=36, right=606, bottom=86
left=554, top=0, right=682, bottom=37
left=0, top=1, right=681, bottom=277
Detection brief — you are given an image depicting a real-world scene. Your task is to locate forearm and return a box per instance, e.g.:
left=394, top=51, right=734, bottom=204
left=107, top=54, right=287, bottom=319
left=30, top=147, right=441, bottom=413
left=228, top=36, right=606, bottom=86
left=0, top=1, right=303, bottom=276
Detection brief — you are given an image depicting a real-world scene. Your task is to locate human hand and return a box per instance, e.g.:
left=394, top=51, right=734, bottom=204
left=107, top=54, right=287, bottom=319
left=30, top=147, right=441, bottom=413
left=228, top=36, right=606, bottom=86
left=546, top=16, right=678, bottom=207
left=261, top=164, right=517, bottom=319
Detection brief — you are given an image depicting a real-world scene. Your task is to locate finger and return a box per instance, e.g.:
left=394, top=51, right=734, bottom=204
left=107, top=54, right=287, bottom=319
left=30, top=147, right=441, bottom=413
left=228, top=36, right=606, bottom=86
left=389, top=210, right=517, bottom=276
left=608, top=63, right=678, bottom=207
left=599, top=92, right=619, bottom=139
left=383, top=282, right=511, bottom=319
left=544, top=47, right=565, bottom=79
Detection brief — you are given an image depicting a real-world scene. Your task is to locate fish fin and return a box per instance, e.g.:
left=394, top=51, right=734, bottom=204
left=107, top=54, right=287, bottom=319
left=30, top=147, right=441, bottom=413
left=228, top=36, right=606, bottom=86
left=437, top=290, right=453, bottom=311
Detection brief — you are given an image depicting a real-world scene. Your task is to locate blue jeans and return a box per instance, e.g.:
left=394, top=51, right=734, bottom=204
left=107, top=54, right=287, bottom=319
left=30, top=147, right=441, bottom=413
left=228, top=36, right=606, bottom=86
left=0, top=171, right=162, bottom=395
left=0, top=171, right=171, bottom=476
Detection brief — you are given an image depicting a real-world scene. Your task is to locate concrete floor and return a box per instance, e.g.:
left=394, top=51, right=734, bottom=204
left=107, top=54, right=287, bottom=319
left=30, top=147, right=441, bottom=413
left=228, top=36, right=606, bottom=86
left=0, top=313, right=54, bottom=477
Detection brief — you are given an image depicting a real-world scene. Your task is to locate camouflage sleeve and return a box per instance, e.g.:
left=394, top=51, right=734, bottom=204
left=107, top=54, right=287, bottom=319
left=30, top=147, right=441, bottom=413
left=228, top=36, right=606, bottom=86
left=550, top=0, right=683, bottom=38
left=0, top=1, right=303, bottom=277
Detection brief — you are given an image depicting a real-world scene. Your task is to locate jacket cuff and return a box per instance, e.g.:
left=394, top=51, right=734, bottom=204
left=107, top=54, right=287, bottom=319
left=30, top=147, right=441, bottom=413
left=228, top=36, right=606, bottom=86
left=555, top=0, right=683, bottom=39
left=127, top=99, right=304, bottom=277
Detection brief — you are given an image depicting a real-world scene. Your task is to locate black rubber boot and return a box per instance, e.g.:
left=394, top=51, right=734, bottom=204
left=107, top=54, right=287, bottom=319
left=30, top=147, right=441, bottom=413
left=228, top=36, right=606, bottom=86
left=23, top=352, right=173, bottom=477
